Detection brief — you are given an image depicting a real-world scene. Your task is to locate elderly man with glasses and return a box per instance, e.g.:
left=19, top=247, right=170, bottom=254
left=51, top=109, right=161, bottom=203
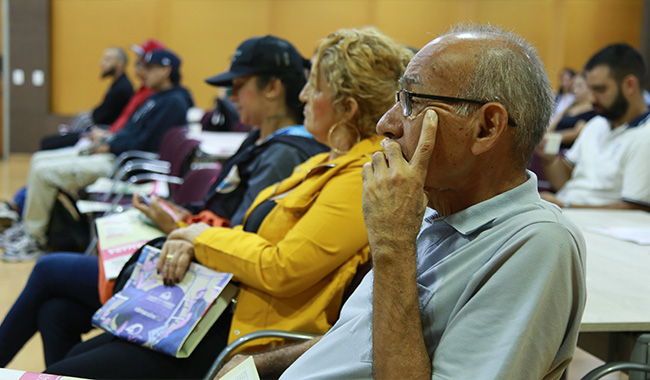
left=217, top=24, right=586, bottom=380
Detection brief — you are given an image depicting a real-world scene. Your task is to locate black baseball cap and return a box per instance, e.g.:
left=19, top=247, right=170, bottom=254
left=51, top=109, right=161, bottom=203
left=144, top=49, right=182, bottom=83
left=205, top=35, right=306, bottom=87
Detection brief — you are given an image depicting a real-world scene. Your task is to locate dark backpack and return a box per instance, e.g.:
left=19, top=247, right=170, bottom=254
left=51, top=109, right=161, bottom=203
left=46, top=191, right=91, bottom=252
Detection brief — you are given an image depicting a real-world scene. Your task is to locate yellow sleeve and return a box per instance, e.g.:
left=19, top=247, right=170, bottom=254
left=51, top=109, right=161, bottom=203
left=193, top=166, right=369, bottom=298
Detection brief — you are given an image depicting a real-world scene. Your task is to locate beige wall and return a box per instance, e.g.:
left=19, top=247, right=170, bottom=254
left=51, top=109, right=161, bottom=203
left=50, top=0, right=644, bottom=114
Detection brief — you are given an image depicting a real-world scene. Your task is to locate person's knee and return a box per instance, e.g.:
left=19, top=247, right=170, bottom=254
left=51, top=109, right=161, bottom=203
left=31, top=254, right=83, bottom=287
left=31, top=163, right=54, bottom=183
left=38, top=298, right=93, bottom=338
left=37, top=298, right=70, bottom=334
left=31, top=255, right=59, bottom=281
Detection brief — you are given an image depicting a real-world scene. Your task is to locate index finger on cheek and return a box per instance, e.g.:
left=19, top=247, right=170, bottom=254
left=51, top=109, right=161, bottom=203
left=410, top=109, right=438, bottom=176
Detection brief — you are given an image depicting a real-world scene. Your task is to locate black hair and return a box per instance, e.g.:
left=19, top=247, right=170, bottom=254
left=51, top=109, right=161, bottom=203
left=170, top=71, right=181, bottom=85
left=584, top=43, right=647, bottom=86
left=255, top=71, right=307, bottom=124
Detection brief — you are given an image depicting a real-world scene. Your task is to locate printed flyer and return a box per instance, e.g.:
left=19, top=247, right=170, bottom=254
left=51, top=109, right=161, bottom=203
left=96, top=208, right=166, bottom=280
left=92, top=245, right=238, bottom=358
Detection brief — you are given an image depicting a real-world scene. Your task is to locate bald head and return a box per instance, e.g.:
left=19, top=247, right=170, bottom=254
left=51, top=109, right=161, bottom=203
left=415, top=25, right=553, bottom=168
left=101, top=47, right=128, bottom=79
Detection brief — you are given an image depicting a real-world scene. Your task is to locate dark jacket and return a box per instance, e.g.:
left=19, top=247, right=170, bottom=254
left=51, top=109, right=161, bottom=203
left=109, top=85, right=193, bottom=155
left=187, top=127, right=328, bottom=226
left=92, top=73, right=134, bottom=126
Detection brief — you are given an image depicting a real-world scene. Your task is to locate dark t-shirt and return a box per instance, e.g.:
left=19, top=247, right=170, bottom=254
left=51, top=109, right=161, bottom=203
left=92, top=73, right=134, bottom=126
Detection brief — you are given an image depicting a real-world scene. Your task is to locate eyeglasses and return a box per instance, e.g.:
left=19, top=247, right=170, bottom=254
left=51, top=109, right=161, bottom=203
left=395, top=89, right=517, bottom=127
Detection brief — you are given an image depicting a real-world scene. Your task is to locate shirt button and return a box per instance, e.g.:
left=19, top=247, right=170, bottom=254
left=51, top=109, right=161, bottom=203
left=234, top=329, right=240, bottom=335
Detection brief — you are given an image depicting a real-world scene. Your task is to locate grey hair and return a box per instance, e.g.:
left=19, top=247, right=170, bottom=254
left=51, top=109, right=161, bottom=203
left=110, top=47, right=129, bottom=66
left=443, top=24, right=553, bottom=169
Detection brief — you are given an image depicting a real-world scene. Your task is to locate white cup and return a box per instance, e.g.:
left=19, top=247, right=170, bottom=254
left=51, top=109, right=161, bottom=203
left=544, top=132, right=562, bottom=155
left=188, top=122, right=202, bottom=136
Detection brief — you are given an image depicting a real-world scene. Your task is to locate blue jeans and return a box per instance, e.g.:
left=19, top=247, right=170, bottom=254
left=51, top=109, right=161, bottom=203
left=0, top=253, right=100, bottom=367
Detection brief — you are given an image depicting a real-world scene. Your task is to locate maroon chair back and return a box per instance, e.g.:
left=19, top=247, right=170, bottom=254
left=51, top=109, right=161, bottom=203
left=173, top=167, right=222, bottom=205
left=529, top=153, right=552, bottom=193
left=158, top=126, right=188, bottom=163
left=167, top=139, right=201, bottom=197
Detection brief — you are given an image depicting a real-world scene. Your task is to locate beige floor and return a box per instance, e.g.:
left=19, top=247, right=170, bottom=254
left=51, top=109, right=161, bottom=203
left=0, top=154, right=628, bottom=378
left=0, top=153, right=46, bottom=372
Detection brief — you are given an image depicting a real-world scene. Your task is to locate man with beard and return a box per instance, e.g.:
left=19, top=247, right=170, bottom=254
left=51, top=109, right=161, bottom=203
left=91, top=47, right=134, bottom=126
left=39, top=47, right=134, bottom=151
left=541, top=43, right=650, bottom=210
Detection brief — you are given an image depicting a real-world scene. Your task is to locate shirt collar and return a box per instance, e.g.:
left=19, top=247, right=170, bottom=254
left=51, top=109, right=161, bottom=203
left=266, top=125, right=313, bottom=141
left=628, top=110, right=650, bottom=128
left=424, top=170, right=541, bottom=236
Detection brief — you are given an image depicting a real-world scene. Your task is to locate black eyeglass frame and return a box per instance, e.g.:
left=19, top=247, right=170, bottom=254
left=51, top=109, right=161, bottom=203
left=395, top=90, right=518, bottom=127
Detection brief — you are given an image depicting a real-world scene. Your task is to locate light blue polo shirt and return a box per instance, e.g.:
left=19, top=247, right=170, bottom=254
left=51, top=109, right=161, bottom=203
left=281, top=171, right=586, bottom=380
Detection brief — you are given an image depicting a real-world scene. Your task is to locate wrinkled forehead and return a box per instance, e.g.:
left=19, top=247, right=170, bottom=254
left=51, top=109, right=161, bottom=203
left=399, top=73, right=422, bottom=88
left=400, top=37, right=477, bottom=93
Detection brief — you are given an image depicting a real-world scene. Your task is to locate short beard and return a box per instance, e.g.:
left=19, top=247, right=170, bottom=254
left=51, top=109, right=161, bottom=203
left=101, top=67, right=116, bottom=78
left=599, top=88, right=629, bottom=121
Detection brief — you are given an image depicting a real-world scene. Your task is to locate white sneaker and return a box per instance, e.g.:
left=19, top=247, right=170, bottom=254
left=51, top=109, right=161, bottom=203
left=0, top=202, right=19, bottom=230
left=1, top=232, right=46, bottom=262
left=0, top=222, right=26, bottom=247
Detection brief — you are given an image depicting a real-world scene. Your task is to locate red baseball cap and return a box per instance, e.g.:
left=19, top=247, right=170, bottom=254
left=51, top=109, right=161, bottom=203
left=131, top=39, right=165, bottom=56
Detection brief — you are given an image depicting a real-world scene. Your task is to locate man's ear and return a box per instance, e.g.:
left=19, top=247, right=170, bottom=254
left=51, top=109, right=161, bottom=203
left=340, top=97, right=359, bottom=123
left=621, top=74, right=639, bottom=97
left=471, top=103, right=510, bottom=156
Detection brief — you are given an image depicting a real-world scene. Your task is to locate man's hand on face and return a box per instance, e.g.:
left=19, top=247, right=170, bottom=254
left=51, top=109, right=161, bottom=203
left=362, top=109, right=438, bottom=254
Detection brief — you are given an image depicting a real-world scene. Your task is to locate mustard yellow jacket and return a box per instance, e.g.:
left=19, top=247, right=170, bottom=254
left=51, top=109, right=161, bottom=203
left=193, top=135, right=381, bottom=351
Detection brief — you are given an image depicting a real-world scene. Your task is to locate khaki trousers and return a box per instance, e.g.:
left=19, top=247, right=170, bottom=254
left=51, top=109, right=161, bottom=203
left=23, top=147, right=115, bottom=244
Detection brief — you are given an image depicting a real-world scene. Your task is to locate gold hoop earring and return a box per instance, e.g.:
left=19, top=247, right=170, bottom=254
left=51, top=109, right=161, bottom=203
left=327, top=122, right=361, bottom=155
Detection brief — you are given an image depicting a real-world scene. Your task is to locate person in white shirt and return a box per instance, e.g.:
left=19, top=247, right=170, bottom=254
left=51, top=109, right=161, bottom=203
left=541, top=43, right=650, bottom=210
